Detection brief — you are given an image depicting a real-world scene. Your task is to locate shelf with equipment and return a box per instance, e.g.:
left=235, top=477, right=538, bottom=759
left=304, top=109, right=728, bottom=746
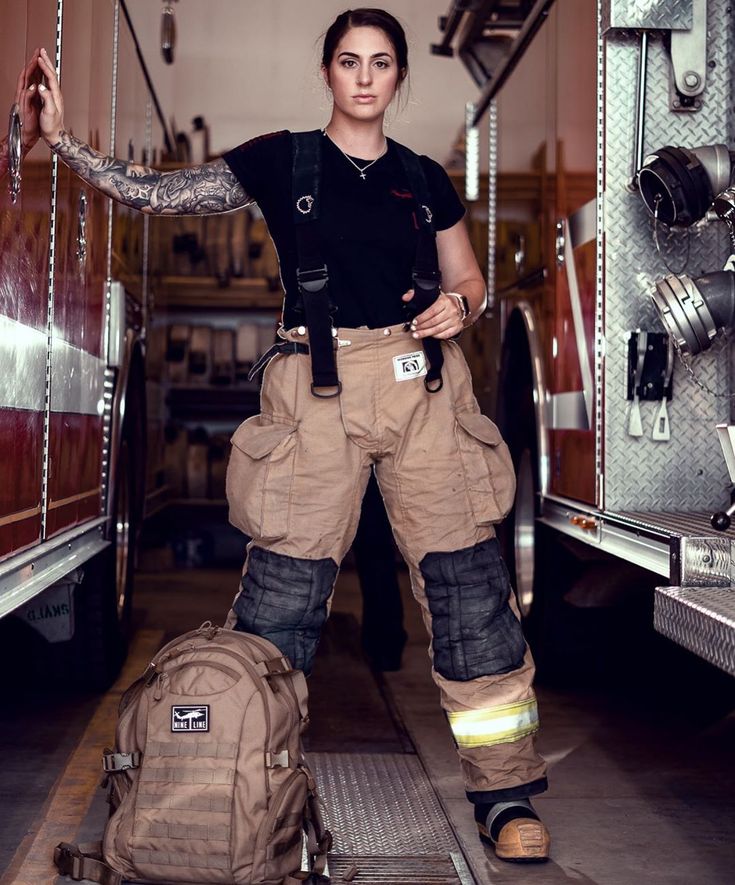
left=144, top=202, right=283, bottom=518
left=157, top=275, right=283, bottom=310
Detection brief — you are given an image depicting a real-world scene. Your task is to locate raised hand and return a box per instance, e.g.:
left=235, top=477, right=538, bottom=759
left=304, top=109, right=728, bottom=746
left=36, top=47, right=65, bottom=145
left=0, top=51, right=43, bottom=182
left=18, top=49, right=42, bottom=150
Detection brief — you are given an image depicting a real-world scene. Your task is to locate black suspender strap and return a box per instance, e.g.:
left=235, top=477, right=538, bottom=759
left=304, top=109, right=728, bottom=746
left=290, top=131, right=444, bottom=396
left=248, top=340, right=310, bottom=383
left=291, top=130, right=341, bottom=397
left=394, top=142, right=444, bottom=393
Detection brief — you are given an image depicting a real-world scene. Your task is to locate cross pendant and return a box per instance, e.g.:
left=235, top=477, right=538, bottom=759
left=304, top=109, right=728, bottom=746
left=360, top=172, right=366, bottom=180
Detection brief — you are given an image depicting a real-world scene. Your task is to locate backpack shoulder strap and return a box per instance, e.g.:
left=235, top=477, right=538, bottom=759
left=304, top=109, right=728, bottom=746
left=54, top=842, right=122, bottom=885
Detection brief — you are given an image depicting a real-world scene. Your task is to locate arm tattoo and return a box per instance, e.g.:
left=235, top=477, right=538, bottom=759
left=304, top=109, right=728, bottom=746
left=49, top=130, right=250, bottom=215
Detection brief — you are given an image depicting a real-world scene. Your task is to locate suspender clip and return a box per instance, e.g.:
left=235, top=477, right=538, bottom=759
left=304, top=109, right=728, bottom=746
left=297, top=265, right=329, bottom=294
left=412, top=269, right=442, bottom=294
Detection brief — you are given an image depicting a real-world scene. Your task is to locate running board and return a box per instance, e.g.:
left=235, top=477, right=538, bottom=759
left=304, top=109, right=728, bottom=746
left=654, top=586, right=735, bottom=676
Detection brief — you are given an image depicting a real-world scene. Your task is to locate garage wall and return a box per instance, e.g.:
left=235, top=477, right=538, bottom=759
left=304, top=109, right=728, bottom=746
left=125, top=0, right=477, bottom=164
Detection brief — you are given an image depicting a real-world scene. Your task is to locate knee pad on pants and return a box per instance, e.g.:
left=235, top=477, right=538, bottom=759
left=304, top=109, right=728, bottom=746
left=421, top=538, right=526, bottom=681
left=233, top=546, right=337, bottom=675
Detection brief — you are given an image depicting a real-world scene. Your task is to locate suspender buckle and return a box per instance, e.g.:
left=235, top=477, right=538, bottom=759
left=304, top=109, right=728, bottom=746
left=297, top=265, right=329, bottom=294
left=412, top=269, right=442, bottom=294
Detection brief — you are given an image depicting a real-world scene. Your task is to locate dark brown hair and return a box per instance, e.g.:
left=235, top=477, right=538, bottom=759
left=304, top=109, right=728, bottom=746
left=321, top=8, right=409, bottom=83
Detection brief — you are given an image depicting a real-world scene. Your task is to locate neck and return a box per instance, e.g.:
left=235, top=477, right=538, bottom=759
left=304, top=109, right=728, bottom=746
left=324, top=112, right=386, bottom=159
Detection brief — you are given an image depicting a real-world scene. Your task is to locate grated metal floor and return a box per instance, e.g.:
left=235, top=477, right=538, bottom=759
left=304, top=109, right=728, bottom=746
left=328, top=854, right=472, bottom=884
left=310, top=752, right=473, bottom=883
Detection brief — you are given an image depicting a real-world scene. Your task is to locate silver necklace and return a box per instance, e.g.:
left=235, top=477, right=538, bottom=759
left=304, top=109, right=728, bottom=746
left=322, top=129, right=387, bottom=180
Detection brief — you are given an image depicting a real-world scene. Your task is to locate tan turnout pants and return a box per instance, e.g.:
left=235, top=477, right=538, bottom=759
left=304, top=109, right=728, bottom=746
left=226, top=322, right=547, bottom=802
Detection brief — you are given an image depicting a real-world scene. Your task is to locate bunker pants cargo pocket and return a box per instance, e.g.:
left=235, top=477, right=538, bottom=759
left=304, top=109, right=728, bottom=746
left=225, top=323, right=548, bottom=803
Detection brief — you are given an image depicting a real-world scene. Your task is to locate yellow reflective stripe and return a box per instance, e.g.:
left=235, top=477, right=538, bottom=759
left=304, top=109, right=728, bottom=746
left=447, top=698, right=539, bottom=748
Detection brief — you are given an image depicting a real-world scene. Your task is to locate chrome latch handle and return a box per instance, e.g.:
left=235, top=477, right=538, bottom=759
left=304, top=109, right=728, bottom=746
left=76, top=191, right=88, bottom=266
left=8, top=103, right=22, bottom=204
left=555, top=220, right=565, bottom=268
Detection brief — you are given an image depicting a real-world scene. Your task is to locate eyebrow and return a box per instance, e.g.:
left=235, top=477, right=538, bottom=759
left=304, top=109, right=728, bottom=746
left=338, top=51, right=393, bottom=59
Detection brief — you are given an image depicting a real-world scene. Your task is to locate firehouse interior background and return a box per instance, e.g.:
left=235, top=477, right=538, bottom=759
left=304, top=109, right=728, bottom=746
left=1, top=1, right=735, bottom=883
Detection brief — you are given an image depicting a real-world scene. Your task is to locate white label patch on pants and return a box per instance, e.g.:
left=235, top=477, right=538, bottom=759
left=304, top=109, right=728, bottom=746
left=393, top=350, right=427, bottom=382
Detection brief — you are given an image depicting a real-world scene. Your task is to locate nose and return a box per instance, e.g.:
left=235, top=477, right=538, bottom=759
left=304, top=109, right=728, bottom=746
left=357, top=63, right=372, bottom=86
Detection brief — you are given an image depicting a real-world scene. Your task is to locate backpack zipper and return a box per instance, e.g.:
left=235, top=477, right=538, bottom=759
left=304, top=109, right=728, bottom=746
left=151, top=660, right=241, bottom=700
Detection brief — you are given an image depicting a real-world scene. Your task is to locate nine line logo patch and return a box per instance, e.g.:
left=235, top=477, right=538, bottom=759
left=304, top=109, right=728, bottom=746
left=171, top=705, right=209, bottom=732
left=393, top=351, right=427, bottom=382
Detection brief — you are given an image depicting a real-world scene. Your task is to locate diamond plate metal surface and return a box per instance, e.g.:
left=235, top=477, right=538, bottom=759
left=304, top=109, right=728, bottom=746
left=611, top=510, right=735, bottom=537
left=610, top=510, right=734, bottom=584
left=654, top=585, right=735, bottom=675
left=309, top=753, right=458, bottom=856
left=603, top=0, right=733, bottom=511
left=601, top=0, right=692, bottom=31
left=328, top=855, right=463, bottom=884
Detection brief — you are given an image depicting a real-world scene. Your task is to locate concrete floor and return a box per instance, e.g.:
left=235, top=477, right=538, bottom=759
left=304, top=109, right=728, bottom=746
left=1, top=561, right=735, bottom=884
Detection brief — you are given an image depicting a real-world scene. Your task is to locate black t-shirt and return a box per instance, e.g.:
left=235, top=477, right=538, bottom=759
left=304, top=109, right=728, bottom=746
left=222, top=130, right=466, bottom=329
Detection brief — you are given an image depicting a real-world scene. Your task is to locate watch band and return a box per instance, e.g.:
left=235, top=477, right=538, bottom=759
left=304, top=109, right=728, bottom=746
left=448, top=291, right=471, bottom=322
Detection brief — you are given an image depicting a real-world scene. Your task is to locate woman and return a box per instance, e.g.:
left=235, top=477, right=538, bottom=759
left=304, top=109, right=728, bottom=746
left=34, top=8, right=550, bottom=863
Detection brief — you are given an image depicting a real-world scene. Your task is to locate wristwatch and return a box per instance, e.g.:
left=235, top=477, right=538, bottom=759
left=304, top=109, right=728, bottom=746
left=449, top=292, right=471, bottom=324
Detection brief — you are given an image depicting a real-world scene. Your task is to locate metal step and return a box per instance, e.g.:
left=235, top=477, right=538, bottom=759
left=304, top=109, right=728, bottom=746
left=310, top=753, right=476, bottom=884
left=654, top=586, right=735, bottom=676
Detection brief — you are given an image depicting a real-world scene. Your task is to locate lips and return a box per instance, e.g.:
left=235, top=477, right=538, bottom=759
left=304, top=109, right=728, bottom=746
left=354, top=94, right=376, bottom=101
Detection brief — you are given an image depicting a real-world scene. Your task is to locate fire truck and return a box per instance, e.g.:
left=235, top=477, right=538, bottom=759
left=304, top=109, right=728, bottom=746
left=436, top=0, right=735, bottom=677
left=0, top=0, right=166, bottom=687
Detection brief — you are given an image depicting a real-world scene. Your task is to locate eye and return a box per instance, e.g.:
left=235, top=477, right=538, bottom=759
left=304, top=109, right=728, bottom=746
left=375, top=60, right=389, bottom=69
left=340, top=59, right=357, bottom=68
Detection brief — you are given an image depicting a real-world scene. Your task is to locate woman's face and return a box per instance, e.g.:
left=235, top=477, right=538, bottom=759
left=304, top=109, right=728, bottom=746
left=323, top=26, right=403, bottom=124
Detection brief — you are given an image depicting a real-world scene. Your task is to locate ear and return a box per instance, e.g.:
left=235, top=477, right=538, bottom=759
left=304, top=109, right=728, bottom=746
left=321, top=64, right=331, bottom=90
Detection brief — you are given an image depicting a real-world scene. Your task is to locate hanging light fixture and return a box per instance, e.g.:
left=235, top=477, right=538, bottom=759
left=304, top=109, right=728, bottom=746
left=161, top=0, right=179, bottom=65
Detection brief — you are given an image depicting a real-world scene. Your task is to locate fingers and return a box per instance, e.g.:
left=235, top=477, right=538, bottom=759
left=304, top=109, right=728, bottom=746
left=38, top=48, right=59, bottom=85
left=401, top=288, right=414, bottom=301
left=38, top=48, right=63, bottom=105
left=36, top=49, right=64, bottom=142
left=411, top=317, right=461, bottom=340
left=15, top=64, right=25, bottom=102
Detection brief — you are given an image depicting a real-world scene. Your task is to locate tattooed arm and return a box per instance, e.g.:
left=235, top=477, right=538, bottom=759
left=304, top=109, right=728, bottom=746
left=48, top=130, right=249, bottom=215
left=36, top=47, right=249, bottom=215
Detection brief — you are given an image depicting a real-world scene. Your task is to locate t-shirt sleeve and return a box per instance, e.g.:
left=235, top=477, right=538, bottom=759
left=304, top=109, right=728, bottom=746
left=222, top=130, right=290, bottom=205
left=420, top=156, right=466, bottom=231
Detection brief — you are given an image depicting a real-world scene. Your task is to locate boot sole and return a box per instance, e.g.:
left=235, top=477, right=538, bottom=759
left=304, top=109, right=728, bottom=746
left=478, top=825, right=550, bottom=863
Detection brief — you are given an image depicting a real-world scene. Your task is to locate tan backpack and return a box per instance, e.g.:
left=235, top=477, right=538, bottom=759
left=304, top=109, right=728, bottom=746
left=54, top=622, right=332, bottom=885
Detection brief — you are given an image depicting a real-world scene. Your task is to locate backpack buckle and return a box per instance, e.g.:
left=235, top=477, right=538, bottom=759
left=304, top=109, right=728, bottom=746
left=54, top=843, right=82, bottom=879
left=265, top=749, right=291, bottom=768
left=102, top=751, right=141, bottom=772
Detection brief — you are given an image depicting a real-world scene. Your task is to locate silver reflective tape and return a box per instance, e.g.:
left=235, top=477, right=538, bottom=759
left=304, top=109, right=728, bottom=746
left=50, top=338, right=105, bottom=415
left=0, top=315, right=47, bottom=411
